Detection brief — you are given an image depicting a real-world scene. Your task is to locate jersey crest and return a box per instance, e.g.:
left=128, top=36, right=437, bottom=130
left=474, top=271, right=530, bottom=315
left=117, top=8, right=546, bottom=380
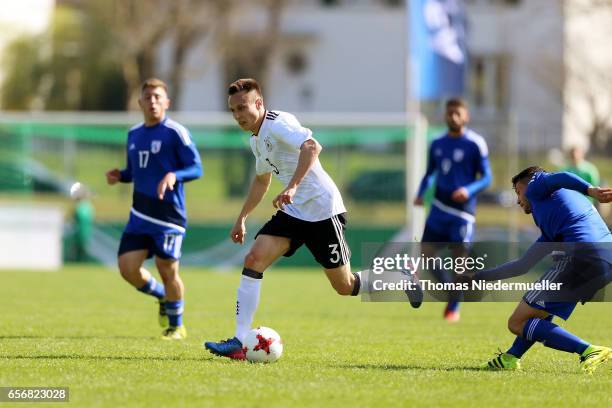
left=453, top=148, right=464, bottom=162
left=264, top=136, right=274, bottom=152
left=151, top=140, right=162, bottom=154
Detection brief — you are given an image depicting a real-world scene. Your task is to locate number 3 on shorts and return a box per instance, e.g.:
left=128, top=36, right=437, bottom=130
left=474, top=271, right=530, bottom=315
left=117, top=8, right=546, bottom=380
left=328, top=244, right=340, bottom=264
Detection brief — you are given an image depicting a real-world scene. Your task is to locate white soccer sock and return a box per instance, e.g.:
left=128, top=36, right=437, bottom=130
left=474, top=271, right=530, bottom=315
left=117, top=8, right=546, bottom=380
left=235, top=270, right=262, bottom=343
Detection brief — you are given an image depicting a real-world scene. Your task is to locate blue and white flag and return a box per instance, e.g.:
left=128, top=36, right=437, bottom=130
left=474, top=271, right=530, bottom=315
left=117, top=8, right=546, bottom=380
left=409, top=0, right=467, bottom=100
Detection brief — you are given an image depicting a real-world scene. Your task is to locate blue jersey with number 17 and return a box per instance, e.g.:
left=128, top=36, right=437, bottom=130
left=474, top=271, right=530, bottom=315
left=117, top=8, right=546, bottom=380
left=119, top=117, right=202, bottom=234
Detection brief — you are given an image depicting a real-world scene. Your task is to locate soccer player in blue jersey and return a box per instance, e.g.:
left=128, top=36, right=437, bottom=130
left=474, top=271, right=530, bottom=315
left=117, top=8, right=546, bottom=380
left=414, top=98, right=492, bottom=321
left=105, top=78, right=202, bottom=340
left=471, top=167, right=612, bottom=372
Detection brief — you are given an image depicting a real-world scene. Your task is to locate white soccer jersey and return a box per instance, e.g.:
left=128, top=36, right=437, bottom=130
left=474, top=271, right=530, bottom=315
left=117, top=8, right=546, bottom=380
left=249, top=110, right=346, bottom=222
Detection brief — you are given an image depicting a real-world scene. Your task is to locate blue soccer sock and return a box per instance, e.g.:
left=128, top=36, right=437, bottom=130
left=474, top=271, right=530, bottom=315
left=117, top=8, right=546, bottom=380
left=507, top=315, right=553, bottom=358
left=523, top=317, right=590, bottom=354
left=430, top=267, right=462, bottom=310
left=446, top=300, right=460, bottom=312
left=165, top=300, right=184, bottom=327
left=137, top=276, right=166, bottom=300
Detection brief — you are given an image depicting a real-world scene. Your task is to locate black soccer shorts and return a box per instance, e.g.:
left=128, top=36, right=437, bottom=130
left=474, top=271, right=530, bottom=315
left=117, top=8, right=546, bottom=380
left=255, top=211, right=351, bottom=269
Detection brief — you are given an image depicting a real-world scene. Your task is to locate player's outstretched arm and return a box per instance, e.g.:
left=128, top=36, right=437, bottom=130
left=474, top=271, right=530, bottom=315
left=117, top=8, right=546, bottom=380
left=231, top=172, right=273, bottom=244
left=528, top=171, right=595, bottom=200
left=273, top=139, right=321, bottom=210
left=473, top=240, right=552, bottom=281
left=530, top=171, right=612, bottom=203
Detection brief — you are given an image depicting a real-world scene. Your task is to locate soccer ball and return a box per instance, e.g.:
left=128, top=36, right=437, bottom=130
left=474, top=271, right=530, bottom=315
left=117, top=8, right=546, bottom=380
left=243, top=326, right=283, bottom=363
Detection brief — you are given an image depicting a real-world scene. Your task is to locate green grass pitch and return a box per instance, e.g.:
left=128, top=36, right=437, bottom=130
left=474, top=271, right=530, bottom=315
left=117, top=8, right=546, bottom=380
left=1, top=266, right=610, bottom=407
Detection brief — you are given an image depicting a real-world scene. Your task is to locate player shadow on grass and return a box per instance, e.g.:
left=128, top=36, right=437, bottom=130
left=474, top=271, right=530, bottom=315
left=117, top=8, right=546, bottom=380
left=0, top=335, right=185, bottom=340
left=1, top=354, right=214, bottom=362
left=335, top=363, right=490, bottom=372
left=0, top=335, right=146, bottom=340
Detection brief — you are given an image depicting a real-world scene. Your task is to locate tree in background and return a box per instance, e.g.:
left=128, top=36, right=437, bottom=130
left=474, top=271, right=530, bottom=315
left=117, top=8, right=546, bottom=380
left=1, top=0, right=288, bottom=111
left=1, top=4, right=126, bottom=110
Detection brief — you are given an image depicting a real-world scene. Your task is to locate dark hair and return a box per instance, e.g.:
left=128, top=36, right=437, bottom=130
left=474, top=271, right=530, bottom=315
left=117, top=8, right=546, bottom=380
left=446, top=98, right=468, bottom=110
left=228, top=78, right=262, bottom=97
left=141, top=78, right=168, bottom=95
left=512, top=166, right=546, bottom=186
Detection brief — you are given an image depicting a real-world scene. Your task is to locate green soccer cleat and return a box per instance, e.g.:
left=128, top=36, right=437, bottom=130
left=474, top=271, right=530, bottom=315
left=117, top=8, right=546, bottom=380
left=161, top=325, right=187, bottom=341
left=158, top=300, right=169, bottom=328
left=580, top=345, right=612, bottom=374
left=484, top=351, right=521, bottom=370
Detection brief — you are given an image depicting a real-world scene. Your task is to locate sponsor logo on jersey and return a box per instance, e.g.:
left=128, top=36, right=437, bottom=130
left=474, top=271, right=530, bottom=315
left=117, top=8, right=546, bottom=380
left=151, top=140, right=162, bottom=154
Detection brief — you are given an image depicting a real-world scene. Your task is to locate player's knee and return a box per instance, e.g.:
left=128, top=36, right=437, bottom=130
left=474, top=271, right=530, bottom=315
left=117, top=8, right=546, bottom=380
left=117, top=258, right=134, bottom=279
left=118, top=257, right=144, bottom=285
left=156, top=263, right=178, bottom=283
left=507, top=316, right=524, bottom=336
left=244, top=251, right=264, bottom=270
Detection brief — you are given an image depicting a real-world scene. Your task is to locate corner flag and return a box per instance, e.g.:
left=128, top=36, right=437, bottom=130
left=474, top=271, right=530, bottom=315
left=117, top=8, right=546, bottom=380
left=409, top=0, right=467, bottom=100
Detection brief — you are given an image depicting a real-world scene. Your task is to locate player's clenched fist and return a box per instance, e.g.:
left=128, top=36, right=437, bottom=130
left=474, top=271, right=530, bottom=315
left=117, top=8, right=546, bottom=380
left=157, top=172, right=177, bottom=200
left=230, top=219, right=247, bottom=244
left=106, top=168, right=121, bottom=185
left=273, top=186, right=296, bottom=209
left=588, top=186, right=612, bottom=203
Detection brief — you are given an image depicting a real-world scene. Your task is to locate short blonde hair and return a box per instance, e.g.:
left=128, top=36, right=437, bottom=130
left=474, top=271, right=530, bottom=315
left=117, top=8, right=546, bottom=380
left=141, top=78, right=168, bottom=95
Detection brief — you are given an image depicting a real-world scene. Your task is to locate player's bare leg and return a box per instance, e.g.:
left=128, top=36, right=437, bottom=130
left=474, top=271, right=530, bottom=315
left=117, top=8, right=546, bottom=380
left=156, top=257, right=186, bottom=339
left=323, top=264, right=357, bottom=296
left=324, top=262, right=423, bottom=307
left=156, top=257, right=183, bottom=301
left=244, top=234, right=290, bottom=273
left=118, top=250, right=169, bottom=330
left=507, top=300, right=550, bottom=336
left=118, top=250, right=150, bottom=288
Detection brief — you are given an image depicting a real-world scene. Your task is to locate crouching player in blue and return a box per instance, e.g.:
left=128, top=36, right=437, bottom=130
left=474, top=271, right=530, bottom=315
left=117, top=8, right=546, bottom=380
left=106, top=78, right=202, bottom=340
left=472, top=167, right=612, bottom=372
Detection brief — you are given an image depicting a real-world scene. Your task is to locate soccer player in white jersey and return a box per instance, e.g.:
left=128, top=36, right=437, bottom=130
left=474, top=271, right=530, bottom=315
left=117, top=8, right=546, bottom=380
left=204, top=78, right=361, bottom=359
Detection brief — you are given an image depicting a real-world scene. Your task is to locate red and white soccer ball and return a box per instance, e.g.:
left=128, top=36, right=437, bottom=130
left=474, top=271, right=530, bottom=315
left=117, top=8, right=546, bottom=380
left=243, top=326, right=283, bottom=363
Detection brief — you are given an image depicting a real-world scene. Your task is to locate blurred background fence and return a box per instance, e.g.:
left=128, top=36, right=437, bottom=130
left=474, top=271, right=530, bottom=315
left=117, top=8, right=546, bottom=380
left=5, top=111, right=599, bottom=269
left=1, top=0, right=611, bottom=269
